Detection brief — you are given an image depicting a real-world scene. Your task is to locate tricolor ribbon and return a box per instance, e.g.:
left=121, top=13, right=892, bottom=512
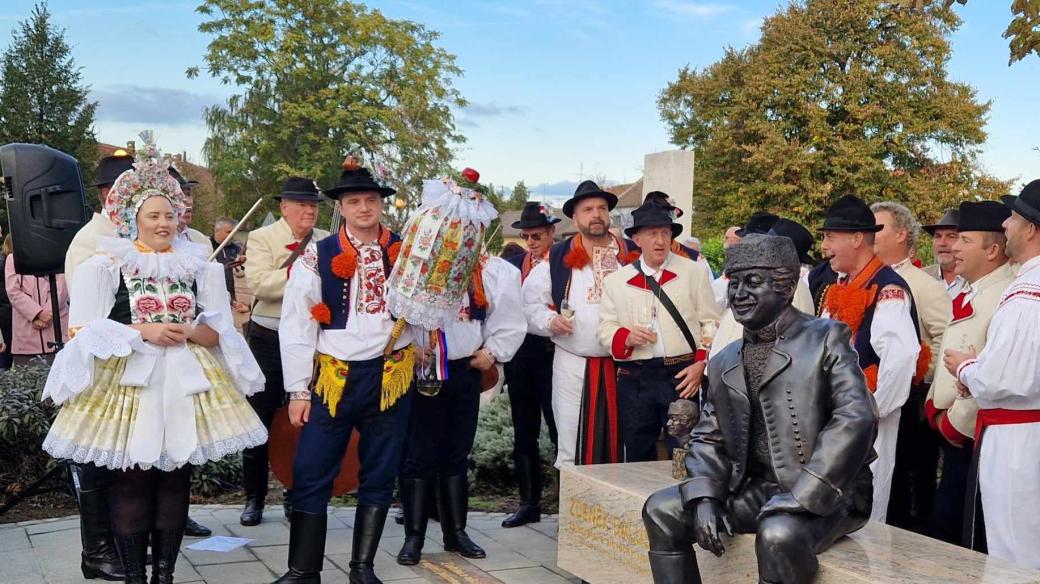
left=430, top=329, right=450, bottom=381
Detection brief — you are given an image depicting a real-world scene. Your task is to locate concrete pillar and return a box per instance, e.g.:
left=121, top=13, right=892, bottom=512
left=642, top=150, right=695, bottom=237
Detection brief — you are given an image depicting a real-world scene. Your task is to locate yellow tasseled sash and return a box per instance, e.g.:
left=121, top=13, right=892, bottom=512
left=313, top=346, right=415, bottom=416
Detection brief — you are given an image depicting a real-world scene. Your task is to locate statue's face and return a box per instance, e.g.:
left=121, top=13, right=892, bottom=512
left=727, top=267, right=789, bottom=331
left=666, top=400, right=697, bottom=438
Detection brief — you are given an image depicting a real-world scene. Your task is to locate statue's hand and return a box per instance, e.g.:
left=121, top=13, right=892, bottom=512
left=692, top=499, right=732, bottom=557
left=757, top=492, right=806, bottom=520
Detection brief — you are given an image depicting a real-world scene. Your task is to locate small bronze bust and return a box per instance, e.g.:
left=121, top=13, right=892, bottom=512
left=642, top=234, right=878, bottom=584
left=666, top=399, right=698, bottom=480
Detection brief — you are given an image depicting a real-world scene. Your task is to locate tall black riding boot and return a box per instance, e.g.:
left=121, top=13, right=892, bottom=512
left=149, top=529, right=184, bottom=584
left=240, top=447, right=268, bottom=526
left=349, top=505, right=388, bottom=584
left=113, top=533, right=149, bottom=584
left=647, top=550, right=702, bottom=584
left=272, top=510, right=327, bottom=584
left=79, top=487, right=126, bottom=581
left=396, top=478, right=432, bottom=565
left=502, top=455, right=542, bottom=528
left=439, top=474, right=485, bottom=559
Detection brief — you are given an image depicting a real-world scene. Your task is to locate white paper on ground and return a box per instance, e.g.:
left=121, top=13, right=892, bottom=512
left=184, top=536, right=254, bottom=552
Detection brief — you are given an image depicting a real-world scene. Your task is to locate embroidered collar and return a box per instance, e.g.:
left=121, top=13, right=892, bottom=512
left=563, top=233, right=627, bottom=270
left=330, top=224, right=400, bottom=280
left=98, top=236, right=208, bottom=281
left=133, top=240, right=174, bottom=254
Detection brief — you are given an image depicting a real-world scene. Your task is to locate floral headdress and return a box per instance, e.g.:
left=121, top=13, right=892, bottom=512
left=104, top=131, right=187, bottom=240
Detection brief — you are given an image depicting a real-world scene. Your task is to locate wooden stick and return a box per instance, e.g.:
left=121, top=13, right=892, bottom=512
left=208, top=197, right=264, bottom=261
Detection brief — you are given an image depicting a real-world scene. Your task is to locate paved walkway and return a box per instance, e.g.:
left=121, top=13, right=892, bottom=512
left=0, top=505, right=578, bottom=584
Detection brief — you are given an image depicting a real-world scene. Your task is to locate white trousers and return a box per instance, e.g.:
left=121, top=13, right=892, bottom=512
left=980, top=422, right=1040, bottom=568
left=552, top=349, right=587, bottom=469
left=869, top=410, right=901, bottom=524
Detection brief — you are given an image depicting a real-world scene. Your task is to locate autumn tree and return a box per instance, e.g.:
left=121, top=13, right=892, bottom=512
left=661, top=0, right=1011, bottom=236
left=905, top=0, right=1040, bottom=64
left=0, top=3, right=98, bottom=215
left=188, top=0, right=466, bottom=226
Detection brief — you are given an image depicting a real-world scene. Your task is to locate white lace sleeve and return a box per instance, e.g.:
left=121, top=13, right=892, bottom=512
left=43, top=319, right=157, bottom=405
left=194, top=262, right=265, bottom=396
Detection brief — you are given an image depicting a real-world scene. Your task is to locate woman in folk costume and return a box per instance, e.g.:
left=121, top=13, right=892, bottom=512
left=40, top=134, right=267, bottom=584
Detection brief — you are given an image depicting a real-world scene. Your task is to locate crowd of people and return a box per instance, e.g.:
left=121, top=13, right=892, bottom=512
left=24, top=135, right=1040, bottom=583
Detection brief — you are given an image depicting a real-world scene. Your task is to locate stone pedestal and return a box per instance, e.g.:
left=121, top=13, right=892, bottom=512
left=559, top=461, right=1040, bottom=584
left=642, top=150, right=695, bottom=236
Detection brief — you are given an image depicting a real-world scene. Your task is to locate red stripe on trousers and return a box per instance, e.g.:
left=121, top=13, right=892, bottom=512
left=584, top=361, right=601, bottom=466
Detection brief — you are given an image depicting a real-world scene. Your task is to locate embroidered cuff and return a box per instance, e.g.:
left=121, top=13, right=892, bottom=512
left=938, top=413, right=967, bottom=447
left=923, top=398, right=942, bottom=431
left=290, top=390, right=312, bottom=401
left=956, top=358, right=978, bottom=384
left=612, top=328, right=634, bottom=360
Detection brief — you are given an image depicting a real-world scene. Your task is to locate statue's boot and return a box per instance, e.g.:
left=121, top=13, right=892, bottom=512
left=647, top=550, right=702, bottom=584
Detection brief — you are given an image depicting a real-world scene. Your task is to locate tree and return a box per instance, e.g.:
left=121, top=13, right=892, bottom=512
left=508, top=180, right=530, bottom=210
left=660, top=0, right=1011, bottom=236
left=0, top=2, right=98, bottom=215
left=905, top=0, right=1040, bottom=64
left=188, top=0, right=466, bottom=228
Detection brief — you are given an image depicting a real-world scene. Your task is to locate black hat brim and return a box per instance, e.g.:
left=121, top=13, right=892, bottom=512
left=562, top=192, right=618, bottom=218
left=817, top=224, right=884, bottom=233
left=324, top=185, right=396, bottom=200
left=275, top=190, right=323, bottom=202
left=511, top=217, right=561, bottom=229
left=624, top=222, right=682, bottom=239
left=922, top=224, right=957, bottom=235
left=1001, top=195, right=1040, bottom=226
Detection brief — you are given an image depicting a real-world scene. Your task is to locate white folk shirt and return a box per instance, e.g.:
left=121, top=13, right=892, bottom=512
left=441, top=257, right=526, bottom=362
left=522, top=242, right=621, bottom=359
left=821, top=270, right=918, bottom=524
left=956, top=254, right=1040, bottom=568
left=279, top=234, right=414, bottom=393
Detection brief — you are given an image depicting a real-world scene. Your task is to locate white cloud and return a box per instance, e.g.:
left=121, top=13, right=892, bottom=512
left=91, top=86, right=220, bottom=126
left=652, top=0, right=737, bottom=18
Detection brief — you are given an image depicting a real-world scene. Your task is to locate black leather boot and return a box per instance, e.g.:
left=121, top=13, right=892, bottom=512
left=184, top=516, right=212, bottom=537
left=647, top=550, right=702, bottom=584
left=149, top=529, right=184, bottom=584
left=349, top=505, right=388, bottom=584
left=273, top=510, right=327, bottom=583
left=79, top=487, right=126, bottom=581
left=502, top=455, right=542, bottom=528
left=112, top=533, right=149, bottom=584
left=439, top=474, right=485, bottom=559
left=240, top=448, right=268, bottom=526
left=283, top=488, right=294, bottom=520
left=396, top=478, right=431, bottom=565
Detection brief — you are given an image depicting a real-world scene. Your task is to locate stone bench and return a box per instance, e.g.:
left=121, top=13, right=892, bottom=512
left=558, top=461, right=1040, bottom=583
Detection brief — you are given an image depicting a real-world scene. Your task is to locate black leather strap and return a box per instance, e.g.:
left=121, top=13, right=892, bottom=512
left=635, top=260, right=698, bottom=354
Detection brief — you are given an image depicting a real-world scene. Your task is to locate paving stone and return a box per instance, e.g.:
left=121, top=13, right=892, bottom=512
left=182, top=543, right=257, bottom=566
left=327, top=549, right=421, bottom=581
left=226, top=521, right=291, bottom=547
left=490, top=566, right=575, bottom=584
left=0, top=528, right=31, bottom=551
left=0, top=549, right=43, bottom=582
left=27, top=527, right=80, bottom=551
left=195, top=561, right=278, bottom=584
left=24, top=518, right=79, bottom=535
left=460, top=549, right=540, bottom=571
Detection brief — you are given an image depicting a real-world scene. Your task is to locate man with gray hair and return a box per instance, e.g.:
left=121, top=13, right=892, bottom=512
left=211, top=216, right=243, bottom=297
left=642, top=234, right=877, bottom=584
left=871, top=201, right=950, bottom=534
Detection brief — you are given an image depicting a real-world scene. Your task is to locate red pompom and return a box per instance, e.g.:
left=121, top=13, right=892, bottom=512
left=461, top=167, right=480, bottom=184
left=332, top=251, right=357, bottom=279
left=863, top=364, right=879, bottom=393
left=564, top=244, right=590, bottom=270
left=624, top=250, right=641, bottom=264
left=343, top=155, right=361, bottom=171
left=311, top=303, right=332, bottom=325
left=387, top=241, right=402, bottom=266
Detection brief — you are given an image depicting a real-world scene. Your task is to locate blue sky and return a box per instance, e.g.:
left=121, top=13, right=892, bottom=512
left=3, top=1, right=1038, bottom=201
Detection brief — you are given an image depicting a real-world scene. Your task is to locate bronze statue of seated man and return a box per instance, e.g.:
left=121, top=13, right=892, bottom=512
left=641, top=234, right=879, bottom=584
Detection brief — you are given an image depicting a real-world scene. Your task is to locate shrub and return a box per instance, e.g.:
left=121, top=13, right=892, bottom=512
left=699, top=237, right=725, bottom=275
left=191, top=456, right=242, bottom=498
left=470, top=392, right=555, bottom=487
left=0, top=359, right=60, bottom=504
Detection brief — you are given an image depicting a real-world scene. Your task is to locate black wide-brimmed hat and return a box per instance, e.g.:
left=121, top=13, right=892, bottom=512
left=624, top=199, right=682, bottom=239
left=736, top=211, right=779, bottom=237
left=275, top=176, right=323, bottom=202
left=768, top=218, right=816, bottom=265
left=94, top=151, right=135, bottom=187
left=562, top=180, right=618, bottom=218
left=324, top=156, right=396, bottom=200
left=168, top=166, right=199, bottom=191
left=644, top=190, right=683, bottom=218
left=819, top=195, right=883, bottom=232
left=922, top=208, right=959, bottom=235
left=1001, top=179, right=1040, bottom=226
left=512, top=201, right=561, bottom=229
left=958, top=201, right=1010, bottom=232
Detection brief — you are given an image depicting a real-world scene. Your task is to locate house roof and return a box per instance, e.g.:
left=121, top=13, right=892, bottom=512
left=606, top=178, right=644, bottom=209
left=96, top=142, right=215, bottom=191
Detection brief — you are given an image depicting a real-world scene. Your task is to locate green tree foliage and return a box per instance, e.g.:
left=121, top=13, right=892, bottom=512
left=508, top=180, right=530, bottom=210
left=188, top=0, right=466, bottom=226
left=0, top=3, right=98, bottom=218
left=660, top=0, right=1012, bottom=237
left=905, top=0, right=1040, bottom=64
